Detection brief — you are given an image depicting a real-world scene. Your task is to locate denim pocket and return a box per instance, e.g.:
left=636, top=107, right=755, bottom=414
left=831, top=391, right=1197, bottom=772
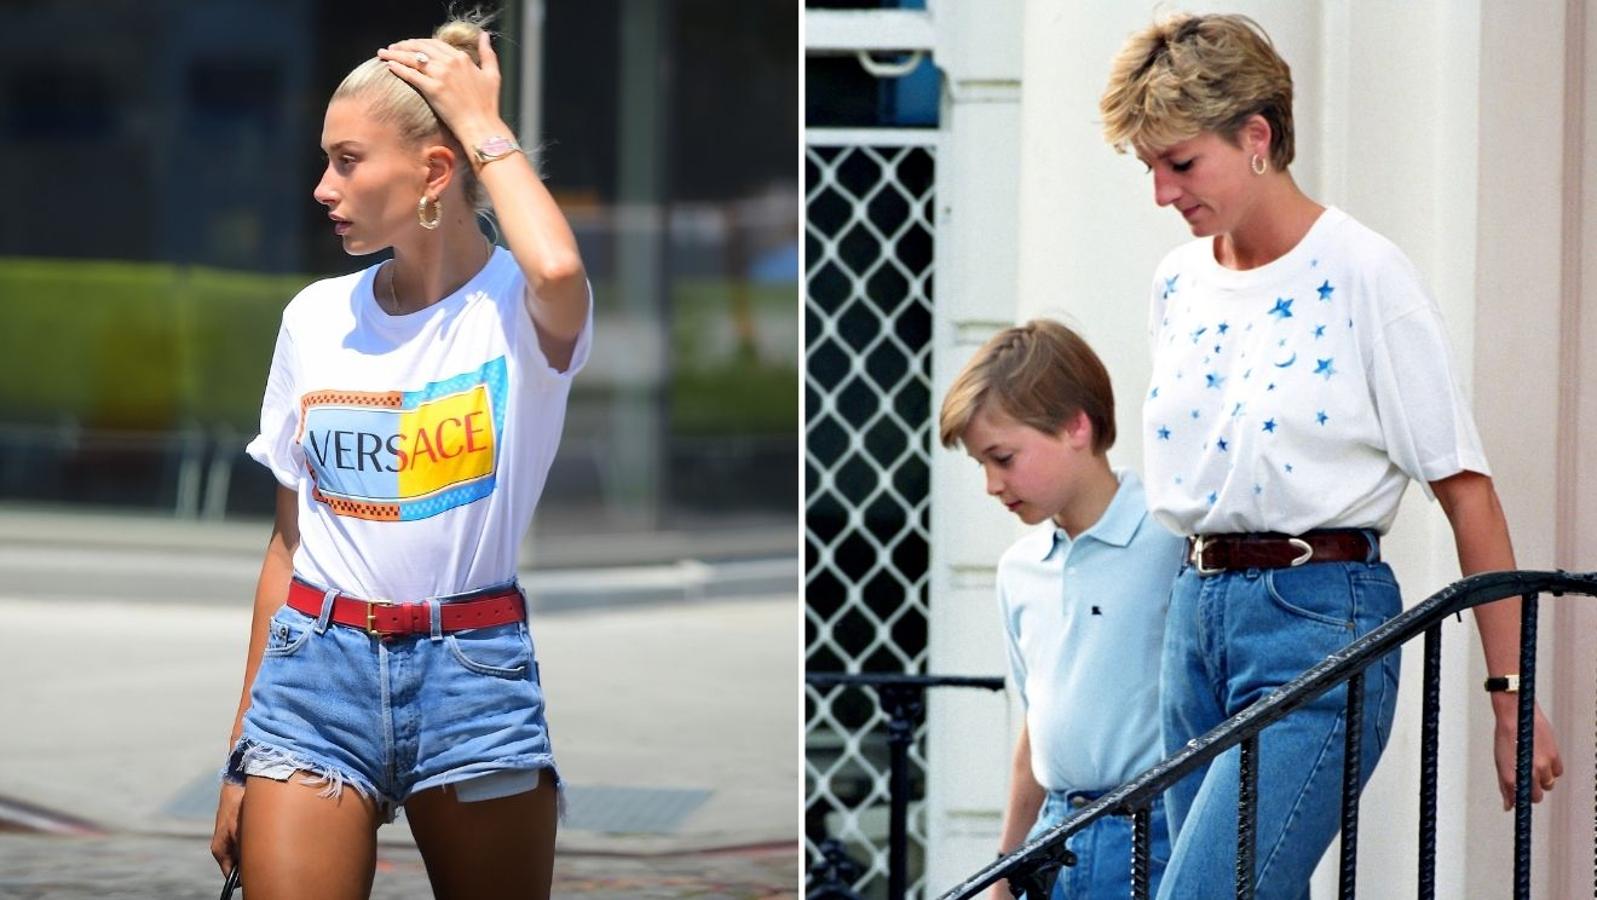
left=1263, top=565, right=1356, bottom=631
left=445, top=622, right=532, bottom=679
left=263, top=606, right=313, bottom=657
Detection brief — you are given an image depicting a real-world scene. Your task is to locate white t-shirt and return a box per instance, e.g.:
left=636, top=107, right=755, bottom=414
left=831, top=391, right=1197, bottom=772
left=245, top=246, right=592, bottom=602
left=1143, top=207, right=1488, bottom=537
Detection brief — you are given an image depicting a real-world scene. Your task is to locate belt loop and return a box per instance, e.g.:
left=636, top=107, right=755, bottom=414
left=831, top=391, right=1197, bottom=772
left=315, top=588, right=337, bottom=634
left=1363, top=528, right=1381, bottom=564
left=429, top=600, right=443, bottom=642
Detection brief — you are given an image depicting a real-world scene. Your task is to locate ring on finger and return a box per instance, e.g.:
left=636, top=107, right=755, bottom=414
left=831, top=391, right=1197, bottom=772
left=415, top=51, right=430, bottom=67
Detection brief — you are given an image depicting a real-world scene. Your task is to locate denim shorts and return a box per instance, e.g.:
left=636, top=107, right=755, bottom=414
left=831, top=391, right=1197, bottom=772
left=1158, top=547, right=1401, bottom=899
left=223, top=581, right=558, bottom=822
left=1023, top=791, right=1171, bottom=899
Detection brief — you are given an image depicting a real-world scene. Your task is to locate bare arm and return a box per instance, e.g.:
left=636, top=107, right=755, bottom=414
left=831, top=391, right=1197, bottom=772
left=212, top=485, right=299, bottom=876
left=228, top=485, right=301, bottom=746
left=381, top=33, right=589, bottom=370
left=990, top=722, right=1046, bottom=899
left=1429, top=471, right=1563, bottom=808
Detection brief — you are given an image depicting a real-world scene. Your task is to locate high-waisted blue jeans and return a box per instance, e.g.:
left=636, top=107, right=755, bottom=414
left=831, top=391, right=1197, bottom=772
left=1157, top=553, right=1401, bottom=899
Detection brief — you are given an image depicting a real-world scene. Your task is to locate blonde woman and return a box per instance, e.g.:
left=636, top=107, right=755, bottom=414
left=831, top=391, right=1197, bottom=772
left=1099, top=13, right=1560, bottom=897
left=209, top=14, right=589, bottom=899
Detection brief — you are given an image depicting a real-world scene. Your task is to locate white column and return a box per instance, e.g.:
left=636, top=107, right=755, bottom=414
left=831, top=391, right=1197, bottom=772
left=923, top=0, right=1027, bottom=891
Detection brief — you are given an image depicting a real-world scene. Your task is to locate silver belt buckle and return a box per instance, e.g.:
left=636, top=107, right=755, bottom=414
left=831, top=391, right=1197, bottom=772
left=1192, top=535, right=1221, bottom=576
left=1287, top=537, right=1314, bottom=567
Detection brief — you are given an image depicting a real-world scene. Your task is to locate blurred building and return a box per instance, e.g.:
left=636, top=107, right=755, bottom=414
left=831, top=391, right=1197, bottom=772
left=0, top=0, right=798, bottom=534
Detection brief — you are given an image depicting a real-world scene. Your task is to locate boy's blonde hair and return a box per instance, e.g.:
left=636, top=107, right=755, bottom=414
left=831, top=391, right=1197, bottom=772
left=1099, top=13, right=1295, bottom=170
left=939, top=319, right=1116, bottom=454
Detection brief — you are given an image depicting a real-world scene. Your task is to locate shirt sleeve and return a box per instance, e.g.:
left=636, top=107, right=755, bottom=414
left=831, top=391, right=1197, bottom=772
left=996, top=575, right=1029, bottom=710
left=1364, top=260, right=1491, bottom=500
left=244, top=322, right=303, bottom=489
left=515, top=277, right=595, bottom=389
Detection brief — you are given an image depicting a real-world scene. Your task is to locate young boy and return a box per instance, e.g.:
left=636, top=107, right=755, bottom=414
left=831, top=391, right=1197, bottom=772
left=939, top=319, right=1185, bottom=899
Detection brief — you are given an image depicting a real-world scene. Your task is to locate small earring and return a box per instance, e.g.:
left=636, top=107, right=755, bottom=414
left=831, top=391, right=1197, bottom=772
left=1250, top=153, right=1268, bottom=175
left=418, top=195, right=441, bottom=230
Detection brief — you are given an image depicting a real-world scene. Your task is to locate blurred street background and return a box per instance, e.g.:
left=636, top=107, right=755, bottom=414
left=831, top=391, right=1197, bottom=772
left=0, top=0, right=800, bottom=896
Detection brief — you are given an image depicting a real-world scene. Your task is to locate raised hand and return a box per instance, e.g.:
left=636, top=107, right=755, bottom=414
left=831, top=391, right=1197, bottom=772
left=376, top=31, right=505, bottom=146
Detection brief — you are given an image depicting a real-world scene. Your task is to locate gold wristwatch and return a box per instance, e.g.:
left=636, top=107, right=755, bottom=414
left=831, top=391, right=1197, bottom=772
left=473, top=135, right=523, bottom=165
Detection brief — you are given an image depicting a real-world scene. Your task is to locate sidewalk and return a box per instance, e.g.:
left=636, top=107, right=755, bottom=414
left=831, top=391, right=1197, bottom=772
left=0, top=507, right=801, bottom=895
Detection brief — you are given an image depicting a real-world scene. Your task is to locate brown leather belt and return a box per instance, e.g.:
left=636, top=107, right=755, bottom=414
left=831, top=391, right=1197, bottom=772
left=1186, top=530, right=1376, bottom=576
left=286, top=578, right=525, bottom=637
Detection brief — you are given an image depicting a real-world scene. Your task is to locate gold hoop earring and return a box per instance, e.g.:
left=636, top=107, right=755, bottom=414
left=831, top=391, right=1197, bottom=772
left=1250, top=154, right=1268, bottom=175
left=418, top=195, right=442, bottom=230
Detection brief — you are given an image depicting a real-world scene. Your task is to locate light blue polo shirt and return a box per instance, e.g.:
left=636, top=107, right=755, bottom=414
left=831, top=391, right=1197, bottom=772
left=996, top=469, right=1185, bottom=792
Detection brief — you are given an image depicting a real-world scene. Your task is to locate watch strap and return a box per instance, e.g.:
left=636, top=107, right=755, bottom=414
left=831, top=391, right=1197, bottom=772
left=1484, top=674, right=1520, bottom=693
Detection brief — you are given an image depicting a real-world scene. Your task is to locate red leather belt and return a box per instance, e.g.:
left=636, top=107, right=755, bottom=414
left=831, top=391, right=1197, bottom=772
left=1187, top=530, right=1376, bottom=575
left=286, top=578, right=525, bottom=636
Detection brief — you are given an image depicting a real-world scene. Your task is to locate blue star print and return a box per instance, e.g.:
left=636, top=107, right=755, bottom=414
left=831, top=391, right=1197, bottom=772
left=1207, top=491, right=1218, bottom=505
left=1150, top=387, right=1159, bottom=399
left=1262, top=418, right=1278, bottom=433
left=1157, top=426, right=1171, bottom=440
left=1314, top=358, right=1337, bottom=380
left=1190, top=409, right=1201, bottom=419
left=1164, top=275, right=1180, bottom=299
left=1190, top=326, right=1208, bottom=344
left=1285, top=463, right=1295, bottom=473
left=1317, top=280, right=1334, bottom=301
left=1313, top=325, right=1326, bottom=339
left=1231, top=402, right=1245, bottom=418
left=1268, top=298, right=1294, bottom=319
left=1316, top=410, right=1329, bottom=425
left=1205, top=372, right=1226, bottom=389
left=1217, top=437, right=1230, bottom=452
left=1217, top=322, right=1230, bottom=334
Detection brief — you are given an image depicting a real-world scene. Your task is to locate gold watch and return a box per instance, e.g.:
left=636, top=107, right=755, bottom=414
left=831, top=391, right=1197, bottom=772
left=473, top=135, right=523, bottom=165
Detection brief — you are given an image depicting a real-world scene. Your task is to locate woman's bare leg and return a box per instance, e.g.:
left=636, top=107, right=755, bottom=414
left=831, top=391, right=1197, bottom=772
left=406, top=777, right=559, bottom=900
left=238, top=773, right=381, bottom=900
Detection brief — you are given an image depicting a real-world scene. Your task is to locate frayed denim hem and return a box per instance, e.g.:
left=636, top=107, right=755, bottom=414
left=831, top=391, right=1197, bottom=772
left=223, top=737, right=398, bottom=822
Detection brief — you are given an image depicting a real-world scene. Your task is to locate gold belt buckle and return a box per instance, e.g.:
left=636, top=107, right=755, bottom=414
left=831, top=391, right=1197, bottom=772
left=365, top=601, right=396, bottom=636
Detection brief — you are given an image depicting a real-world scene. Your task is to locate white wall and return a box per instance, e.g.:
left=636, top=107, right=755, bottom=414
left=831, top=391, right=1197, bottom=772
left=921, top=0, right=1590, bottom=895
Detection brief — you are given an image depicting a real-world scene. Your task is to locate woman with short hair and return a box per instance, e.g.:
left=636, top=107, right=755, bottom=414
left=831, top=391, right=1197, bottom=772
left=1100, top=13, right=1560, bottom=896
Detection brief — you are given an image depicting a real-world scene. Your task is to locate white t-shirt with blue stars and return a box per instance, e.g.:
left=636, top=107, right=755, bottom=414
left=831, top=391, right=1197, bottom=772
left=1143, top=206, right=1488, bottom=537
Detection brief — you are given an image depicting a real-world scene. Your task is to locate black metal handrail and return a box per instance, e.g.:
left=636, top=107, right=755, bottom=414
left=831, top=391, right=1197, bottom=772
left=938, top=568, right=1597, bottom=900
left=807, top=673, right=1006, bottom=900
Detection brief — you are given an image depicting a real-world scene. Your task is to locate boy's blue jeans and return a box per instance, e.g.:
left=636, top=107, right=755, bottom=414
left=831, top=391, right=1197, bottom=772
left=1023, top=791, right=1171, bottom=899
left=1156, top=555, right=1402, bottom=899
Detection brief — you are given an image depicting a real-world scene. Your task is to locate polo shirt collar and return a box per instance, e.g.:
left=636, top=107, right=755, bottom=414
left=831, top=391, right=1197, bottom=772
left=1041, top=469, right=1146, bottom=560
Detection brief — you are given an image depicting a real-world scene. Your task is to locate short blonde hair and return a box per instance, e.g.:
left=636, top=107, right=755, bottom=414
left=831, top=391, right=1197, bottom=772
left=1099, top=13, right=1295, bottom=170
left=331, top=11, right=498, bottom=211
left=939, top=319, right=1116, bottom=454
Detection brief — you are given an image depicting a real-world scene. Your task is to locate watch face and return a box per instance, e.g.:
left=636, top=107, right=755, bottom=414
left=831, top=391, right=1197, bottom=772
left=479, top=136, right=517, bottom=157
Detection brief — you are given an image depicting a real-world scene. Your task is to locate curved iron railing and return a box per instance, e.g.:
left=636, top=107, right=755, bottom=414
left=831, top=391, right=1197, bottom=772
left=938, top=568, right=1597, bottom=900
